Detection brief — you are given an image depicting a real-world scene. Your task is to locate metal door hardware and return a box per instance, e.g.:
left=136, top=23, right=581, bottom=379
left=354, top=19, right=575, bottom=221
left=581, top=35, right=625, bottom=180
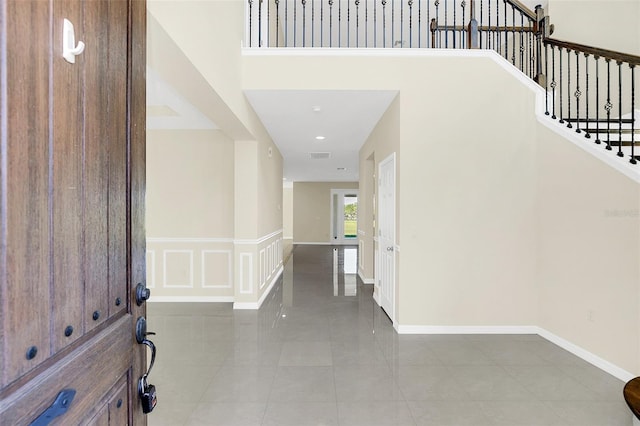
left=135, top=282, right=151, bottom=306
left=30, top=389, right=76, bottom=426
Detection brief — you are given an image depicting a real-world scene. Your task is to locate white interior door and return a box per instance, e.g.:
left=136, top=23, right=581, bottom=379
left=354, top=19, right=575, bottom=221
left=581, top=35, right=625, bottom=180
left=377, top=153, right=396, bottom=322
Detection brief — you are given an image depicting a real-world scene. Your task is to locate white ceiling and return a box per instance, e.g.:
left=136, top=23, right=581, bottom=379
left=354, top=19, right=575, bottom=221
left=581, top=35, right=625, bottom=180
left=245, top=90, right=397, bottom=182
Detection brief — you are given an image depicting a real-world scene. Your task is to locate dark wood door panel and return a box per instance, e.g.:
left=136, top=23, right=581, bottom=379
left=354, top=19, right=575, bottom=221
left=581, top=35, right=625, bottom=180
left=83, top=0, right=129, bottom=332
left=2, top=0, right=52, bottom=386
left=1, top=0, right=147, bottom=422
left=51, top=0, right=85, bottom=354
left=0, top=316, right=132, bottom=425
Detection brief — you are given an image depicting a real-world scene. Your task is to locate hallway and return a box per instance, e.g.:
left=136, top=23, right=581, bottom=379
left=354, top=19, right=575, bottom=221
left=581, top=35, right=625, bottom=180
left=148, top=245, right=631, bottom=425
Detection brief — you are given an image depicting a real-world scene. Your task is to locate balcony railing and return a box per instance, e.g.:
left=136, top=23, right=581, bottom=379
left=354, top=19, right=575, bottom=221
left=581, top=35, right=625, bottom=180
left=246, top=0, right=640, bottom=166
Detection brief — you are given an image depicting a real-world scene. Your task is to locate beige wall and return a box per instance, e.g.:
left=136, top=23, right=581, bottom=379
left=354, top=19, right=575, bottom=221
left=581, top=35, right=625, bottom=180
left=148, top=1, right=285, bottom=306
left=283, top=185, right=293, bottom=239
left=293, top=182, right=359, bottom=244
left=548, top=0, right=640, bottom=55
left=244, top=53, right=541, bottom=328
left=146, top=129, right=236, bottom=299
left=244, top=51, right=640, bottom=377
left=537, top=123, right=640, bottom=374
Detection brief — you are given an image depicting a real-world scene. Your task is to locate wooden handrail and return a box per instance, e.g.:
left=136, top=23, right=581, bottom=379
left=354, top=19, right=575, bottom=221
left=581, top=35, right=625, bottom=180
left=544, top=38, right=640, bottom=66
left=504, top=0, right=537, bottom=21
left=434, top=24, right=534, bottom=33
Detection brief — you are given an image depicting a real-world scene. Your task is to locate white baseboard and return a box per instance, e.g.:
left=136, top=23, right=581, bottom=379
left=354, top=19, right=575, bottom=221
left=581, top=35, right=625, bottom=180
left=148, top=296, right=234, bottom=303
left=232, top=302, right=259, bottom=309
left=233, top=265, right=284, bottom=310
left=358, top=270, right=374, bottom=284
left=396, top=325, right=539, bottom=335
left=537, top=327, right=635, bottom=383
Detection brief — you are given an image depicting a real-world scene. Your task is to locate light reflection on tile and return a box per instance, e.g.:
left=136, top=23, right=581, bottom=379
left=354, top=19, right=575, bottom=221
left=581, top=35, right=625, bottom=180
left=148, top=245, right=631, bottom=426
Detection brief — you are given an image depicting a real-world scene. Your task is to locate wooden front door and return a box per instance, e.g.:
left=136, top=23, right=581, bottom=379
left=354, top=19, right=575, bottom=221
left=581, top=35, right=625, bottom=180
left=0, top=0, right=148, bottom=424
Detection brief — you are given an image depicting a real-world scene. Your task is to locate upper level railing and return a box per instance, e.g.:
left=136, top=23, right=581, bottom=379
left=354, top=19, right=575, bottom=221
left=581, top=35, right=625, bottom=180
left=543, top=38, right=639, bottom=165
left=246, top=0, right=640, bottom=166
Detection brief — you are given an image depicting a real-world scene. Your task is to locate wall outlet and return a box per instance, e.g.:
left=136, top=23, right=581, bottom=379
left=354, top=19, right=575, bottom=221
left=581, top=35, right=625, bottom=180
left=587, top=310, right=595, bottom=322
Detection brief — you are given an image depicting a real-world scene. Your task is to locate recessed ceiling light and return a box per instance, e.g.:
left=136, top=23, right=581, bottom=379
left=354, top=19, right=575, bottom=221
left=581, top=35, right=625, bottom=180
left=312, top=106, right=322, bottom=112
left=315, top=136, right=325, bottom=140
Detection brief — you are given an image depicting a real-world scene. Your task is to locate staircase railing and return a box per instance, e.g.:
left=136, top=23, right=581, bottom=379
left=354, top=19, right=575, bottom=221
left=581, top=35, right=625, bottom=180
left=246, top=0, right=639, bottom=167
left=543, top=38, right=639, bottom=165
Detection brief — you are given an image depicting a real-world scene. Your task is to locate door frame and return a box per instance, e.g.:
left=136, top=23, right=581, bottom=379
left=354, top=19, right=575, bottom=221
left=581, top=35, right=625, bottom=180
left=330, top=189, right=359, bottom=245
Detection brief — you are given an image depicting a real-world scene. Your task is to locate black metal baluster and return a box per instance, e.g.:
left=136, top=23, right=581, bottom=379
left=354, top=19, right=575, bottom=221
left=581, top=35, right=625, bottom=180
left=495, top=0, right=499, bottom=54
left=461, top=0, right=466, bottom=48
left=585, top=53, right=591, bottom=138
left=418, top=0, right=422, bottom=47
left=511, top=7, right=515, bottom=65
left=478, top=0, right=484, bottom=49
left=434, top=0, right=439, bottom=48
left=365, top=0, right=368, bottom=46
left=275, top=0, right=280, bottom=46
left=409, top=0, right=413, bottom=47
left=427, top=0, right=431, bottom=47
left=392, top=0, right=395, bottom=46
left=329, top=0, right=333, bottom=47
left=595, top=56, right=601, bottom=144
left=631, top=65, right=637, bottom=164
left=382, top=0, right=387, bottom=47
left=355, top=0, right=360, bottom=47
left=249, top=0, right=253, bottom=47
left=544, top=43, right=549, bottom=115
left=444, top=0, right=447, bottom=47
left=374, top=0, right=377, bottom=47
left=519, top=13, right=524, bottom=72
left=267, top=0, right=270, bottom=47
left=294, top=0, right=297, bottom=46
left=338, top=0, right=341, bottom=46
left=356, top=0, right=360, bottom=47
left=575, top=50, right=581, bottom=133
left=311, top=0, right=315, bottom=46
left=487, top=0, right=491, bottom=49
left=559, top=48, right=564, bottom=123
left=258, top=0, right=262, bottom=47
left=529, top=21, right=534, bottom=78
left=617, top=61, right=623, bottom=157
left=302, top=0, right=306, bottom=46
left=285, top=0, right=289, bottom=46
left=400, top=0, right=404, bottom=47
left=605, top=59, right=612, bottom=151
left=453, top=0, right=456, bottom=48
left=551, top=45, right=557, bottom=119
left=321, top=0, right=324, bottom=47
left=567, top=48, right=572, bottom=128
left=503, top=1, right=507, bottom=60
left=347, top=0, right=352, bottom=47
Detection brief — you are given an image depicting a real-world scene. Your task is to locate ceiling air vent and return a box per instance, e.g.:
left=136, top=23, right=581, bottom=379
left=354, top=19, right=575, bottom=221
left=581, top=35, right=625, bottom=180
left=310, top=152, right=331, bottom=160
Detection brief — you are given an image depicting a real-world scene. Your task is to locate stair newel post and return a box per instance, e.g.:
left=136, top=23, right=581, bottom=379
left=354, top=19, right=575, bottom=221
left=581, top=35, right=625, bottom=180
left=534, top=5, right=546, bottom=86
left=467, top=0, right=479, bottom=49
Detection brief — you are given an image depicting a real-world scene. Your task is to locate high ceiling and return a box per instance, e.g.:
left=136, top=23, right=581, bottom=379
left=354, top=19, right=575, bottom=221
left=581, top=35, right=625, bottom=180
left=245, top=90, right=397, bottom=182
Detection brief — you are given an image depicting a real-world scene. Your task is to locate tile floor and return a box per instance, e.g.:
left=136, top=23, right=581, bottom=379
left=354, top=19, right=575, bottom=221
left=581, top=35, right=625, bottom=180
left=147, top=245, right=632, bottom=426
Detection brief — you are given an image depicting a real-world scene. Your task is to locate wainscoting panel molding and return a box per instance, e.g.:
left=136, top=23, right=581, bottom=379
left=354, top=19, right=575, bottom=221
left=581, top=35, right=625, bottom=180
left=239, top=253, right=254, bottom=294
